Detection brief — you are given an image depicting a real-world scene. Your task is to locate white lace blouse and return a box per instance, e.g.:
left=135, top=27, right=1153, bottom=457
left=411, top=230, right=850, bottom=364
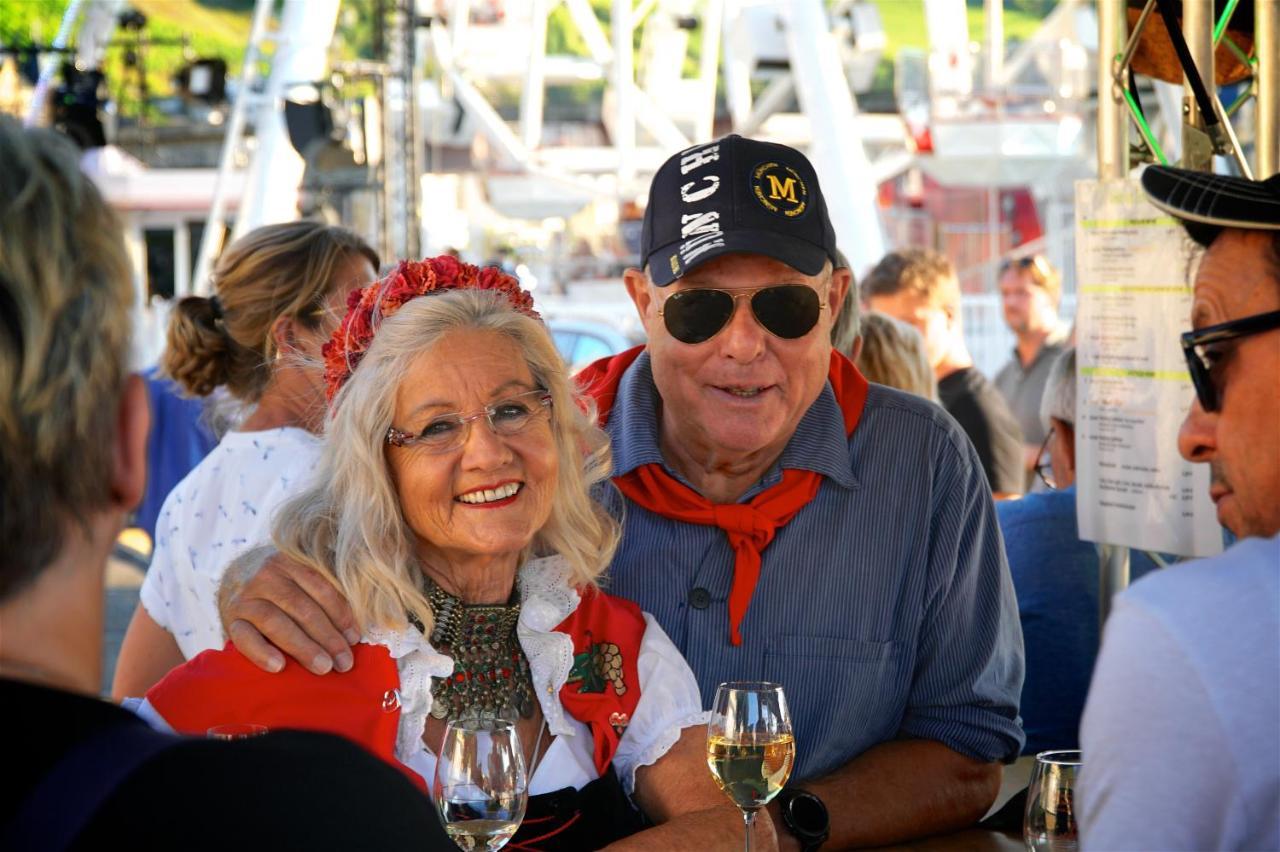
left=133, top=555, right=707, bottom=797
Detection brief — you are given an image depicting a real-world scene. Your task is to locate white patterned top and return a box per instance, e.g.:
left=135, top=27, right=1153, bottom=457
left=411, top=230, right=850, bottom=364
left=140, top=427, right=323, bottom=659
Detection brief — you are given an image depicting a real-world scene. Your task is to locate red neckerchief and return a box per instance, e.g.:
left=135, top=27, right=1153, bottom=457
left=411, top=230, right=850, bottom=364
left=577, top=345, right=869, bottom=645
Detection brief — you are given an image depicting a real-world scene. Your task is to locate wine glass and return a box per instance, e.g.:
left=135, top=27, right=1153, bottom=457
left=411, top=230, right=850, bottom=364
left=1023, top=749, right=1081, bottom=851
left=433, top=717, right=528, bottom=851
left=706, top=682, right=796, bottom=852
left=207, top=723, right=268, bottom=740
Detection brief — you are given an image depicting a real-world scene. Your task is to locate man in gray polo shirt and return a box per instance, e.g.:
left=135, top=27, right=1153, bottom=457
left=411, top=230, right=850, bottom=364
left=994, top=255, right=1070, bottom=483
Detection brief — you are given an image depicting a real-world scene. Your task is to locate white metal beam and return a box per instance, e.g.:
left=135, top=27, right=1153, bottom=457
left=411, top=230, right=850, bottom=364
left=783, top=0, right=885, bottom=271
left=192, top=0, right=274, bottom=293
left=521, top=0, right=550, bottom=150
left=1259, top=0, right=1279, bottom=176
left=613, top=0, right=636, bottom=186
left=1097, top=0, right=1128, bottom=179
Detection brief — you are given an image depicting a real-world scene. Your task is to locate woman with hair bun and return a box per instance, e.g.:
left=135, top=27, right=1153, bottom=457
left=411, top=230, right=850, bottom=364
left=113, top=221, right=378, bottom=697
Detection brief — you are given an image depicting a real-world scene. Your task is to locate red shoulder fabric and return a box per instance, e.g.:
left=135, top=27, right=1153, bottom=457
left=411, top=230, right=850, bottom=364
left=554, top=587, right=647, bottom=776
left=574, top=346, right=869, bottom=645
left=575, top=344, right=645, bottom=425
left=145, top=643, right=423, bottom=791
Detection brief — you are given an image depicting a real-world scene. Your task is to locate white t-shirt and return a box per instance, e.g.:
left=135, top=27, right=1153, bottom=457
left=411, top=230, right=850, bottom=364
left=1080, top=533, right=1280, bottom=851
left=140, top=427, right=323, bottom=659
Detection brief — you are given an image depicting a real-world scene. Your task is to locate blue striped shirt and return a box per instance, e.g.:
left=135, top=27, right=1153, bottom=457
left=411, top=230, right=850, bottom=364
left=599, top=352, right=1025, bottom=781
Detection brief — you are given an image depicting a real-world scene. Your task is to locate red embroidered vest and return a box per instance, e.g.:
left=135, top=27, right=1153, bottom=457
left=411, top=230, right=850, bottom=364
left=146, top=586, right=646, bottom=784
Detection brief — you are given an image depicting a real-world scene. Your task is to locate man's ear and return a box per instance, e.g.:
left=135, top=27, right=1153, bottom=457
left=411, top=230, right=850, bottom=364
left=828, top=267, right=852, bottom=313
left=847, top=334, right=864, bottom=362
left=623, top=267, right=656, bottom=330
left=111, top=373, right=150, bottom=512
left=1060, top=421, right=1076, bottom=477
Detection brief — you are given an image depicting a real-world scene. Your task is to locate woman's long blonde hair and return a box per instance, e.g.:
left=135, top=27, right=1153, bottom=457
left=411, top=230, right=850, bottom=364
left=270, top=289, right=618, bottom=634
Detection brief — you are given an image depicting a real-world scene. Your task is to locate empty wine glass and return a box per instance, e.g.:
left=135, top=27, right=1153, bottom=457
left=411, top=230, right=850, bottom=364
left=434, top=717, right=528, bottom=851
left=1024, top=749, right=1081, bottom=851
left=706, top=682, right=796, bottom=852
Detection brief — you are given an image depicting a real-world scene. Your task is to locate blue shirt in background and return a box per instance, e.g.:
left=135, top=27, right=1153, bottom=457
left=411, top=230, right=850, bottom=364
left=133, top=367, right=218, bottom=543
left=997, top=485, right=1158, bottom=754
left=600, top=353, right=1026, bottom=781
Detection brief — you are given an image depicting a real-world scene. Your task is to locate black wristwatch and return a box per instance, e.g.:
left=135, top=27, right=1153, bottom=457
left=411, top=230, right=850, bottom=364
left=777, top=787, right=829, bottom=851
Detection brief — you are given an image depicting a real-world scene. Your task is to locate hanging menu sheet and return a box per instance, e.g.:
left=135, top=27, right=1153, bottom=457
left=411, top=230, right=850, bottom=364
left=1073, top=179, right=1222, bottom=558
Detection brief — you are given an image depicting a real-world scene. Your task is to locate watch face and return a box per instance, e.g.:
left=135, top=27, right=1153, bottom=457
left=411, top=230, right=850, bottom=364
left=787, top=791, right=829, bottom=836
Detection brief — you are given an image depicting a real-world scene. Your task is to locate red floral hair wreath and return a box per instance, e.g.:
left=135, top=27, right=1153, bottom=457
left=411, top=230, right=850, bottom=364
left=322, top=255, right=540, bottom=402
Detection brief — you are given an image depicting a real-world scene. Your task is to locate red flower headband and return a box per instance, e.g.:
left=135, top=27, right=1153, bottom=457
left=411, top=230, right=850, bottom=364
left=322, top=255, right=540, bottom=402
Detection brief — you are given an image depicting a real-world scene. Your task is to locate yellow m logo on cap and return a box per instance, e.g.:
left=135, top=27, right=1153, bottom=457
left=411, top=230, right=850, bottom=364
left=766, top=174, right=798, bottom=203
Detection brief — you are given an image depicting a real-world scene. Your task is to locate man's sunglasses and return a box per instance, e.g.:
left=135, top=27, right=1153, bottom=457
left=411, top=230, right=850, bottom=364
left=1180, top=309, right=1280, bottom=412
left=999, top=255, right=1052, bottom=278
left=658, top=284, right=827, bottom=345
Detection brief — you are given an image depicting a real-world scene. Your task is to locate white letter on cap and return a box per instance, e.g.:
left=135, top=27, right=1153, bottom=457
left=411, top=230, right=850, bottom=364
left=680, top=211, right=721, bottom=239
left=679, top=144, right=720, bottom=175
left=680, top=175, right=720, bottom=203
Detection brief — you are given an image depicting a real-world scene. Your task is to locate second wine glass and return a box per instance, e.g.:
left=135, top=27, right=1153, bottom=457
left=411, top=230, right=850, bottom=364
left=433, top=718, right=528, bottom=851
left=706, top=681, right=796, bottom=852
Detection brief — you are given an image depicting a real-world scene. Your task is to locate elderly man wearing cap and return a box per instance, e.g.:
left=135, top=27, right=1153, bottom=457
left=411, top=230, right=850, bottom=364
left=220, top=136, right=1025, bottom=849
left=1079, top=167, right=1280, bottom=849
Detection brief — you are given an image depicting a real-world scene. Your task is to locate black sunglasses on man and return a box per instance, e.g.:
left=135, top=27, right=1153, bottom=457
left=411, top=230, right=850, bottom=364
left=658, top=284, right=827, bottom=344
left=1181, top=309, right=1280, bottom=412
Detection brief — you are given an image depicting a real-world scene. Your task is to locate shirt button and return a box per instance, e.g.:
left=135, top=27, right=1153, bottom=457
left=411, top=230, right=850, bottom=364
left=688, top=587, right=712, bottom=610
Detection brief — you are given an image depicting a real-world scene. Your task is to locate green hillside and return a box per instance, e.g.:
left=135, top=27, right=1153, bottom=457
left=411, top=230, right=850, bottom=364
left=1, top=0, right=1054, bottom=112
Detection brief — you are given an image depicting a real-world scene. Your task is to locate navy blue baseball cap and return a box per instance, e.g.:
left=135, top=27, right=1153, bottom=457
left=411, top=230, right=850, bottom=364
left=640, top=134, right=839, bottom=286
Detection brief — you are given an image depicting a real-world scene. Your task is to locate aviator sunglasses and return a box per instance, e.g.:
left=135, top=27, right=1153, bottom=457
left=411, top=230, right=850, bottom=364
left=1180, top=309, right=1280, bottom=412
left=658, top=284, right=827, bottom=344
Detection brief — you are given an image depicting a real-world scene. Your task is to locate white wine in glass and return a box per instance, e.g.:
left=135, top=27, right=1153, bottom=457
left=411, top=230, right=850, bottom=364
left=707, top=682, right=796, bottom=852
left=434, top=718, right=528, bottom=852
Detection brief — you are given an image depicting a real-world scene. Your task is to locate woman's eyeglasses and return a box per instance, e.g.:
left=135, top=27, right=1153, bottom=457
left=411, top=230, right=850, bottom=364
left=1035, top=427, right=1057, bottom=491
left=1180, top=309, right=1280, bottom=413
left=386, top=388, right=553, bottom=454
left=658, top=284, right=827, bottom=345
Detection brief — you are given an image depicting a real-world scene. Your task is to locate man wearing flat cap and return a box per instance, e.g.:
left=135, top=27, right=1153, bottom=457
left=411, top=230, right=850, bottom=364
left=221, top=136, right=1026, bottom=849
left=1080, top=167, right=1280, bottom=849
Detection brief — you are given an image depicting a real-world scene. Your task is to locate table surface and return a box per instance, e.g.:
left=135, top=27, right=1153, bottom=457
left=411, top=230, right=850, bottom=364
left=871, top=827, right=1024, bottom=851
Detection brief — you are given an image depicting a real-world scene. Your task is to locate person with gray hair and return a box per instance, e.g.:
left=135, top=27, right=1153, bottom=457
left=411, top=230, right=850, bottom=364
left=995, top=347, right=1157, bottom=754
left=0, top=114, right=449, bottom=850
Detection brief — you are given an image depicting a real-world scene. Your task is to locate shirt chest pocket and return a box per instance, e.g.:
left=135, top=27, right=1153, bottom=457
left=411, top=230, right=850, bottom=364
left=763, top=634, right=907, bottom=781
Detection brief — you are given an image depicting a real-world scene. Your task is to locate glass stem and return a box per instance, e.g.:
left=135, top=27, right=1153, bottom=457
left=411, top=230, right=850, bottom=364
left=742, top=809, right=756, bottom=852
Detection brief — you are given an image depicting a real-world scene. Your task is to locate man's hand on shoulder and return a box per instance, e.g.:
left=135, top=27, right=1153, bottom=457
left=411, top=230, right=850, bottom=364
left=218, top=546, right=359, bottom=675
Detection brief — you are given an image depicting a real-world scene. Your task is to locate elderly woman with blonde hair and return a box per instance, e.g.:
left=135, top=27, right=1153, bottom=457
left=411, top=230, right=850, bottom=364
left=130, top=258, right=773, bottom=850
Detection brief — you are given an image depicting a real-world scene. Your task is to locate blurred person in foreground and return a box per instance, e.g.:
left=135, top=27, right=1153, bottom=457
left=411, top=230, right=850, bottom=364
left=995, top=347, right=1155, bottom=755
left=216, top=135, right=1024, bottom=850
left=0, top=115, right=447, bottom=850
left=135, top=258, right=766, bottom=850
left=1079, top=167, right=1280, bottom=850
left=853, top=311, right=938, bottom=402
left=113, top=221, right=378, bottom=697
left=993, top=254, right=1070, bottom=483
left=864, top=248, right=1025, bottom=496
